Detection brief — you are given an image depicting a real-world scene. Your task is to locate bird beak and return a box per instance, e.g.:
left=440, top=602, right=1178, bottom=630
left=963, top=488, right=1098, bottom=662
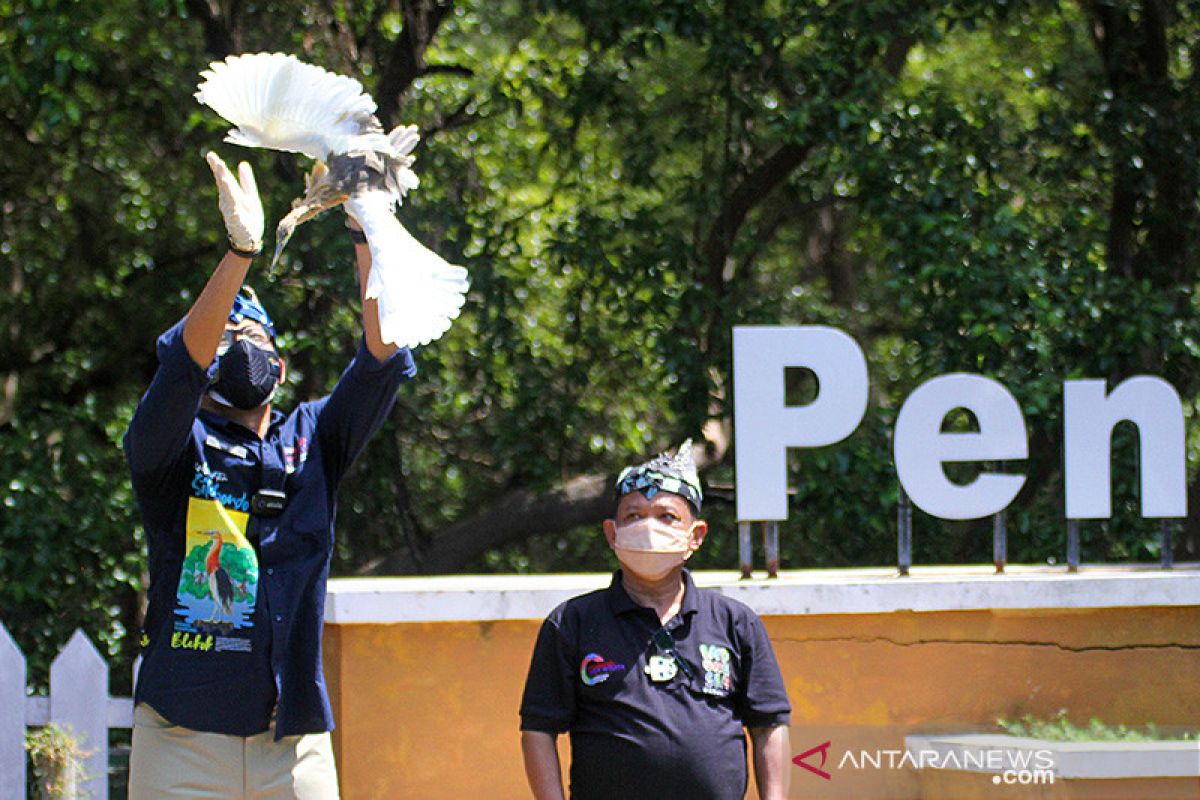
left=269, top=241, right=285, bottom=275
left=270, top=223, right=293, bottom=275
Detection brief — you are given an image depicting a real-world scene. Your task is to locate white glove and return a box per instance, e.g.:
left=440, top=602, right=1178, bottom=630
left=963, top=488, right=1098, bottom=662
left=205, top=152, right=264, bottom=254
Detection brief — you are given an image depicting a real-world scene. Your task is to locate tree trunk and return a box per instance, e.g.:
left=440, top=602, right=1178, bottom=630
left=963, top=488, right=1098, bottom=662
left=362, top=472, right=613, bottom=574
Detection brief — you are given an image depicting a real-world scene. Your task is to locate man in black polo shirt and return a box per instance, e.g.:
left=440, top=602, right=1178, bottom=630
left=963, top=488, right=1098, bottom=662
left=520, top=441, right=792, bottom=799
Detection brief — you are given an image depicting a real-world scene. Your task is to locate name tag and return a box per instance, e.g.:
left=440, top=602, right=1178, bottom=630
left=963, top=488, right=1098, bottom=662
left=205, top=434, right=249, bottom=459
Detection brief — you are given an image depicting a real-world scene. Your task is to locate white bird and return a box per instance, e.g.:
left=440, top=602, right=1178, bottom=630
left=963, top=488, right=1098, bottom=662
left=195, top=52, right=469, bottom=349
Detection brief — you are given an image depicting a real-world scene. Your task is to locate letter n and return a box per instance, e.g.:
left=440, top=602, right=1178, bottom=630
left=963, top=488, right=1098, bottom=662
left=1064, top=378, right=1186, bottom=518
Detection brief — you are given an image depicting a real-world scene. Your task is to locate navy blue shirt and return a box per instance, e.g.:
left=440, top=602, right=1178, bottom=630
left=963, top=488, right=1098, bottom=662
left=520, top=570, right=792, bottom=800
left=124, top=319, right=415, bottom=738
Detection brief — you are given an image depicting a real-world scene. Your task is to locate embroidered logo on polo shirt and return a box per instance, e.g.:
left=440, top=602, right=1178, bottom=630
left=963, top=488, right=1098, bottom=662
left=699, top=643, right=733, bottom=696
left=283, top=436, right=310, bottom=474
left=580, top=653, right=626, bottom=685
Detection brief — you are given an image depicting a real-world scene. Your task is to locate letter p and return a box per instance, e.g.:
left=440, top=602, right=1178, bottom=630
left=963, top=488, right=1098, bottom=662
left=733, top=326, right=869, bottom=521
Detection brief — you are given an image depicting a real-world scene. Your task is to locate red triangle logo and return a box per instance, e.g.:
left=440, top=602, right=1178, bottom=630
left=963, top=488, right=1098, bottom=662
left=792, top=740, right=833, bottom=780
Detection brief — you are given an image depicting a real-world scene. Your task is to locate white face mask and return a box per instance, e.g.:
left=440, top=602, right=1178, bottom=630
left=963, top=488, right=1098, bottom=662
left=613, top=518, right=695, bottom=581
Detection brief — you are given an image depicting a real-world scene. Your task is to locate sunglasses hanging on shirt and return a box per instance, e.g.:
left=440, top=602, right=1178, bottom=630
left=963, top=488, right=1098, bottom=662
left=644, top=627, right=695, bottom=683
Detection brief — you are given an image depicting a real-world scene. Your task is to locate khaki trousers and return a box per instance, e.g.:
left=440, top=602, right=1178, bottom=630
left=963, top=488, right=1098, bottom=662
left=128, top=703, right=340, bottom=799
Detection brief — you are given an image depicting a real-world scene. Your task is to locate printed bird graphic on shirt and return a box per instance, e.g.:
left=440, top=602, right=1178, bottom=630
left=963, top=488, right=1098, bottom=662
left=204, top=530, right=234, bottom=623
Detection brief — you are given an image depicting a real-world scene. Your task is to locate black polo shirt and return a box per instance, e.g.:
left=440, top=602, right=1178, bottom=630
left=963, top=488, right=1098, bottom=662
left=520, top=570, right=791, bottom=800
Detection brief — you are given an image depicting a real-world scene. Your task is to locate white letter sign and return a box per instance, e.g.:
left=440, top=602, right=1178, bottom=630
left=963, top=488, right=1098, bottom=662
left=1063, top=377, right=1186, bottom=518
left=894, top=374, right=1028, bottom=520
left=733, top=326, right=869, bottom=521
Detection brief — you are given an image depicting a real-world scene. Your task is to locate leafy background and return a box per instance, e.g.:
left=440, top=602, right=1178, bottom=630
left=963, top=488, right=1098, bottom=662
left=3, top=0, right=1199, bottom=690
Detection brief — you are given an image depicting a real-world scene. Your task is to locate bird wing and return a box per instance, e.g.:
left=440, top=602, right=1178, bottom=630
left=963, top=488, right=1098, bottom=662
left=213, top=569, right=234, bottom=612
left=384, top=124, right=421, bottom=199
left=196, top=52, right=389, bottom=160
left=346, top=191, right=469, bottom=348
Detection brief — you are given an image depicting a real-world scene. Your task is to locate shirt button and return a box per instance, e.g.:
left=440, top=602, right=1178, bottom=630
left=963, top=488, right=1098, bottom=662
left=267, top=568, right=274, bottom=576
left=274, top=614, right=283, bottom=623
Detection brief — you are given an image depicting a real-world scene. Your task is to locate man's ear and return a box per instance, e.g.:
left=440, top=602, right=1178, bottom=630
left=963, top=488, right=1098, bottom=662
left=277, top=356, right=288, bottom=385
left=602, top=518, right=618, bottom=549
left=688, top=519, right=708, bottom=552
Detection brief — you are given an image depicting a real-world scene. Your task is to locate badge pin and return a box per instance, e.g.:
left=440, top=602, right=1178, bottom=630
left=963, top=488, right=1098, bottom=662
left=699, top=642, right=733, bottom=696
left=645, top=654, right=678, bottom=682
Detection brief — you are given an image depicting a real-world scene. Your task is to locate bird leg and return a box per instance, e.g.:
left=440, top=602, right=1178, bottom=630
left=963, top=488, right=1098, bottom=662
left=304, top=160, right=329, bottom=193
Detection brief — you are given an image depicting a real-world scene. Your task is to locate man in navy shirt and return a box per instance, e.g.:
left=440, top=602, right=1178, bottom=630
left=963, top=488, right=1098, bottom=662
left=125, top=153, right=414, bottom=798
left=520, top=441, right=792, bottom=799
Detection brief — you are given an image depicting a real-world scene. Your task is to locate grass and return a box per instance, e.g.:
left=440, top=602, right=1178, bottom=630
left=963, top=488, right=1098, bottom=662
left=25, top=723, right=91, bottom=799
left=997, top=709, right=1199, bottom=743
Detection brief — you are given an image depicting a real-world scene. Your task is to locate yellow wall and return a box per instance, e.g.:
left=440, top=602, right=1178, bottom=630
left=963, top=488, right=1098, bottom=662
left=324, top=605, right=1200, bottom=799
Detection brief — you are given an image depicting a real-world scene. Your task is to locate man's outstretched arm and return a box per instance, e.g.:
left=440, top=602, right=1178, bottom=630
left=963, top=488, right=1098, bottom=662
left=348, top=216, right=399, bottom=363
left=182, top=153, right=263, bottom=369
left=125, top=154, right=262, bottom=477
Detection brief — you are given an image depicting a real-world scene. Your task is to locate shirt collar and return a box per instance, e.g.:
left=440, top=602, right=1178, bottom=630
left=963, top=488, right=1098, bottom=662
left=607, top=569, right=700, bottom=618
left=199, top=406, right=284, bottom=440
left=679, top=568, right=700, bottom=616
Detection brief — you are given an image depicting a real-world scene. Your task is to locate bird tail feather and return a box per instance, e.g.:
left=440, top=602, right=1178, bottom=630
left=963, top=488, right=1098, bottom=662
left=346, top=192, right=469, bottom=348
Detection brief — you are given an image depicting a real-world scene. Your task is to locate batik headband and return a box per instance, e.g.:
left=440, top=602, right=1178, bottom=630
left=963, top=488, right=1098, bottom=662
left=615, top=438, right=703, bottom=511
left=229, top=285, right=275, bottom=338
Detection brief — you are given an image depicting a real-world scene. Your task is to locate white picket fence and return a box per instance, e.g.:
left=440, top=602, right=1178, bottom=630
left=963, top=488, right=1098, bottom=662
left=0, top=621, right=133, bottom=799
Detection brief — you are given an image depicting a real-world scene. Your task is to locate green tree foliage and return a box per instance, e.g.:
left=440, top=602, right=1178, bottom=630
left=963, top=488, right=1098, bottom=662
left=2, top=0, right=1198, bottom=686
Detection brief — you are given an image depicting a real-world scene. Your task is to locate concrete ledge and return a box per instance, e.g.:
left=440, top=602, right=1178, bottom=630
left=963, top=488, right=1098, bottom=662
left=325, top=563, right=1200, bottom=624
left=906, top=733, right=1200, bottom=779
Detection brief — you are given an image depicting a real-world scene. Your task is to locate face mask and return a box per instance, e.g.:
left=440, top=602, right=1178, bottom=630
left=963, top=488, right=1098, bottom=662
left=613, top=518, right=695, bottom=581
left=616, top=550, right=686, bottom=581
left=210, top=339, right=281, bottom=410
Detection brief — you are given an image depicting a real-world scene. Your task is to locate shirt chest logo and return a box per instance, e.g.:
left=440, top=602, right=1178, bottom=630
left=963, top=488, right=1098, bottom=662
left=191, top=465, right=250, bottom=512
left=580, top=652, right=627, bottom=686
left=283, top=436, right=309, bottom=473
left=699, top=643, right=733, bottom=696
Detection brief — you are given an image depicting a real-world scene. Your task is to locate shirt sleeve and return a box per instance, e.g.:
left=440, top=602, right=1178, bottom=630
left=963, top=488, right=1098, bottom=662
left=734, top=613, right=792, bottom=728
left=313, top=338, right=417, bottom=487
left=519, top=615, right=576, bottom=734
left=123, top=319, right=212, bottom=481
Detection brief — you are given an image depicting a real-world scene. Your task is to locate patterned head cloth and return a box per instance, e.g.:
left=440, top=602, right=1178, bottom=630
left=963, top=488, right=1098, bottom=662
left=229, top=285, right=276, bottom=339
left=615, top=438, right=703, bottom=512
